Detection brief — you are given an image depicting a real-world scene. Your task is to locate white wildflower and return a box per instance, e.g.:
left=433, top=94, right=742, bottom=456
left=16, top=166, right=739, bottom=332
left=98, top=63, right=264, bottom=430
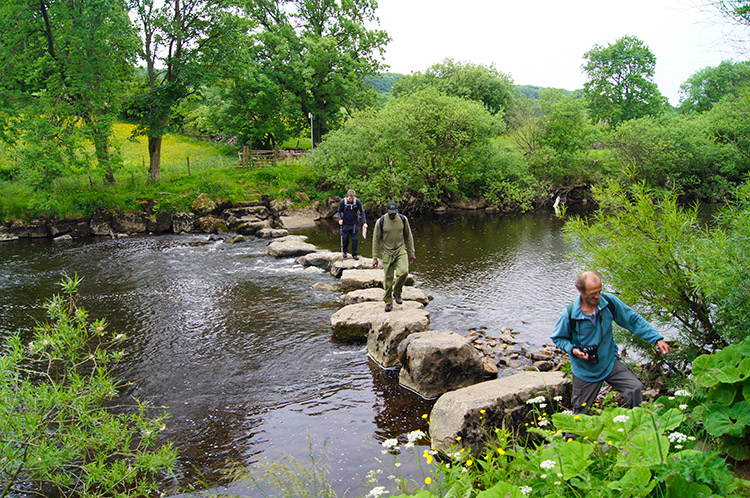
left=553, top=395, right=563, bottom=402
left=554, top=481, right=561, bottom=485
left=613, top=415, right=630, bottom=424
left=679, top=404, right=689, bottom=411
left=617, top=428, right=625, bottom=433
left=381, top=438, right=399, bottom=450
left=394, top=462, right=401, bottom=468
left=674, top=389, right=691, bottom=397
left=688, top=436, right=696, bottom=441
left=407, top=430, right=426, bottom=444
left=540, top=459, right=557, bottom=470
left=539, top=403, right=547, bottom=409
left=674, top=444, right=684, bottom=450
left=541, top=474, right=547, bottom=479
left=668, top=432, right=688, bottom=444
left=520, top=485, right=533, bottom=495
left=561, top=410, right=574, bottom=415
left=368, top=486, right=388, bottom=498
left=527, top=396, right=546, bottom=405
left=538, top=419, right=550, bottom=427
left=668, top=396, right=675, bottom=400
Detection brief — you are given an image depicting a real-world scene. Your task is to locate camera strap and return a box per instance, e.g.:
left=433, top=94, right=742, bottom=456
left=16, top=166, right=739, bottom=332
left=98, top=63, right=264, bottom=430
left=567, top=294, right=615, bottom=348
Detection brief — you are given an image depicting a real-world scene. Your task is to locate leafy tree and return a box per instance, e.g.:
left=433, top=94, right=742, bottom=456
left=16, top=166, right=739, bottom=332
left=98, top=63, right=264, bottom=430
left=0, top=0, right=138, bottom=186
left=392, top=59, right=516, bottom=119
left=314, top=87, right=504, bottom=207
left=582, top=35, right=664, bottom=126
left=608, top=114, right=747, bottom=200
left=679, top=60, right=750, bottom=113
left=703, top=90, right=750, bottom=161
left=562, top=181, right=750, bottom=374
left=242, top=0, right=390, bottom=147
left=126, top=0, right=250, bottom=181
left=0, top=274, right=176, bottom=497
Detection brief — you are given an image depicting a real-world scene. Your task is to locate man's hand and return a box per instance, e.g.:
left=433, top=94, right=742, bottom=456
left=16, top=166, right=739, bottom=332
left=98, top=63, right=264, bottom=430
left=409, top=254, right=416, bottom=264
left=372, top=258, right=378, bottom=269
left=572, top=347, right=589, bottom=361
left=656, top=339, right=670, bottom=355
left=363, top=223, right=368, bottom=229
left=338, top=219, right=343, bottom=226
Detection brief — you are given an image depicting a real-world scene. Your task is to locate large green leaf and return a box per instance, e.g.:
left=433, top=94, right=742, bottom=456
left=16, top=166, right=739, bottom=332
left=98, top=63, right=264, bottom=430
left=616, top=432, right=669, bottom=467
left=703, top=402, right=750, bottom=437
left=444, top=475, right=473, bottom=498
left=607, top=466, right=657, bottom=498
left=706, top=382, right=739, bottom=406
left=665, top=474, right=717, bottom=498
left=540, top=441, right=594, bottom=480
left=551, top=412, right=604, bottom=441
left=476, top=481, right=526, bottom=498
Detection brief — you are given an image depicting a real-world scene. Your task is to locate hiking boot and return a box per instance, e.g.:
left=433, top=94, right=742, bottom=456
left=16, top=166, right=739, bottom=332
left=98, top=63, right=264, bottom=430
left=394, top=295, right=403, bottom=304
left=342, top=252, right=348, bottom=258
left=384, top=303, right=393, bottom=312
left=353, top=255, right=359, bottom=260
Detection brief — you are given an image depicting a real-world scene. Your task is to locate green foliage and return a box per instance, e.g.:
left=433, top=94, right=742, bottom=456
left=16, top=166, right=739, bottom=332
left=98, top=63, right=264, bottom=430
left=583, top=35, right=664, bottom=126
left=691, top=338, right=750, bottom=460
left=366, top=398, right=747, bottom=498
left=679, top=61, right=750, bottom=113
left=562, top=182, right=733, bottom=373
left=608, top=114, right=748, bottom=201
left=314, top=87, right=505, bottom=208
left=0, top=274, right=176, bottom=497
left=393, top=59, right=516, bottom=119
left=703, top=90, right=750, bottom=164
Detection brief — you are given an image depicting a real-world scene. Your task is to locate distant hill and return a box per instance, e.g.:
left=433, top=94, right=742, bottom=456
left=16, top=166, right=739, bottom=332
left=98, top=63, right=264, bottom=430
left=364, top=73, right=582, bottom=101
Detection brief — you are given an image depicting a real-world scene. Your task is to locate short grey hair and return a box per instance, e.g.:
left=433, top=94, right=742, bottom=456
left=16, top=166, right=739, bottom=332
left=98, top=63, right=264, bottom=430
left=347, top=189, right=356, bottom=197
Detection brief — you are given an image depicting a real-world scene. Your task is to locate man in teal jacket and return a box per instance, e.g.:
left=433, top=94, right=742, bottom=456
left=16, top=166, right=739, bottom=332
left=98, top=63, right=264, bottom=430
left=372, top=201, right=416, bottom=312
left=551, top=271, right=670, bottom=415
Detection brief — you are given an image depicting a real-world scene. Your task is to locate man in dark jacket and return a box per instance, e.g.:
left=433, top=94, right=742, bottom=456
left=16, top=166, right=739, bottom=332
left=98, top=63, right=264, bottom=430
left=337, top=189, right=367, bottom=260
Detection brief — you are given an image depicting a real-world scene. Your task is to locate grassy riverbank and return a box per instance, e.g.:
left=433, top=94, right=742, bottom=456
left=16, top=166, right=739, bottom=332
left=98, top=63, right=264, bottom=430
left=0, top=124, right=324, bottom=222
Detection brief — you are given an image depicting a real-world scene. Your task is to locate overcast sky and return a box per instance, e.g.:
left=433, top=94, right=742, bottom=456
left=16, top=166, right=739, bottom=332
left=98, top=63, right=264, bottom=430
left=371, top=0, right=748, bottom=105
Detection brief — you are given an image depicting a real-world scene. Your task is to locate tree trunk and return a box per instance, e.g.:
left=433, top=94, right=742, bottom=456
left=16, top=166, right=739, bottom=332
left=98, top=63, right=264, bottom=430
left=92, top=128, right=115, bottom=185
left=148, top=135, right=162, bottom=182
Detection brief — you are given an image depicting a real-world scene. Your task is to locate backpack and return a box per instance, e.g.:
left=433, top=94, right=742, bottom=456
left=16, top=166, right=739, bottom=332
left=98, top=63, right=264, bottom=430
left=566, top=293, right=615, bottom=346
left=378, top=214, right=408, bottom=243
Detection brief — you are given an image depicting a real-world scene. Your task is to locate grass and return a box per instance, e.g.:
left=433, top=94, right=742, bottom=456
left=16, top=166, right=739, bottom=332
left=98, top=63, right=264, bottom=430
left=0, top=123, right=323, bottom=221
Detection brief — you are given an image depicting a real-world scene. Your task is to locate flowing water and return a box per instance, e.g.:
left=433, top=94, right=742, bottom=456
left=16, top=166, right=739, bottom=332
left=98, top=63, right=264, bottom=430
left=0, top=210, right=585, bottom=497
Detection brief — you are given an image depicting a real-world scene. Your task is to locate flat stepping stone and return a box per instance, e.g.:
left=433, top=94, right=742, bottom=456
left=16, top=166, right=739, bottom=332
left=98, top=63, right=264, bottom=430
left=339, top=268, right=415, bottom=292
left=340, top=287, right=430, bottom=305
left=331, top=300, right=425, bottom=341
left=267, top=235, right=317, bottom=258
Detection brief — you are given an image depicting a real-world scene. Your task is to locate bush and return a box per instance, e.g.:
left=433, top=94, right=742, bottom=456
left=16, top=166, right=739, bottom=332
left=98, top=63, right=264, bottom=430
left=0, top=275, right=176, bottom=498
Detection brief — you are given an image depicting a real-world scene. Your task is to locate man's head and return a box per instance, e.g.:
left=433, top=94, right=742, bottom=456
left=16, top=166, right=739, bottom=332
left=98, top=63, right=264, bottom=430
left=347, top=189, right=355, bottom=202
left=386, top=201, right=398, bottom=218
left=576, top=271, right=602, bottom=310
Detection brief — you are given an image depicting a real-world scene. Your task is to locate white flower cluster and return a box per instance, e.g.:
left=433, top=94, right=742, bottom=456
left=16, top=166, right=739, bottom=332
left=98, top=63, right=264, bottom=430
left=613, top=415, right=630, bottom=424
left=368, top=486, right=388, bottom=497
left=540, top=459, right=557, bottom=470
left=668, top=431, right=688, bottom=444
left=679, top=404, right=689, bottom=410
left=520, top=484, right=533, bottom=495
left=381, top=438, right=399, bottom=450
left=553, top=395, right=563, bottom=402
left=674, top=389, right=692, bottom=397
left=405, top=430, right=425, bottom=448
left=527, top=396, right=546, bottom=405
left=538, top=419, right=550, bottom=427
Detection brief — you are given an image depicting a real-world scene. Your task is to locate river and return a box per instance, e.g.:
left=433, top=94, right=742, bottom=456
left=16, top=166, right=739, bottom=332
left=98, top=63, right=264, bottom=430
left=0, top=210, right=584, bottom=497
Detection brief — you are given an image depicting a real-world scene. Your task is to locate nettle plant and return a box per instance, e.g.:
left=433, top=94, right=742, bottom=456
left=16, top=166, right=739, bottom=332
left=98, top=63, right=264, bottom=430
left=690, top=338, right=750, bottom=461
left=371, top=393, right=746, bottom=498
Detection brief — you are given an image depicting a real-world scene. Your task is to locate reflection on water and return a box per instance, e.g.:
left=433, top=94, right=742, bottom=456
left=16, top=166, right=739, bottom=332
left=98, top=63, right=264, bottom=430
left=0, top=211, right=581, bottom=496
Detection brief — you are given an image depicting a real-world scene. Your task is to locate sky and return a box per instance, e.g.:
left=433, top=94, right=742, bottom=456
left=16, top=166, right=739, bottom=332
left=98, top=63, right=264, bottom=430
left=370, top=0, right=749, bottom=105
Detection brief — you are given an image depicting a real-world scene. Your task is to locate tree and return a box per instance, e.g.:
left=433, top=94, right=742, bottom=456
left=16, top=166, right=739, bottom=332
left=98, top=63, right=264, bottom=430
left=679, top=60, right=750, bottom=113
left=582, top=35, right=664, bottom=126
left=392, top=59, right=516, bottom=118
left=315, top=87, right=504, bottom=207
left=126, top=0, right=250, bottom=181
left=242, top=0, right=390, bottom=147
left=0, top=0, right=138, bottom=186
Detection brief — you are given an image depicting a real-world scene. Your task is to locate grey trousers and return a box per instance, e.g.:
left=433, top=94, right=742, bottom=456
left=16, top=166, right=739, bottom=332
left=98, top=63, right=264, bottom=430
left=571, top=359, right=644, bottom=414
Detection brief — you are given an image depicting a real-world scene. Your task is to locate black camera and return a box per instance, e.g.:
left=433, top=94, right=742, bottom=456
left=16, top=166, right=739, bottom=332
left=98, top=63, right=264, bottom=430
left=581, top=345, right=599, bottom=364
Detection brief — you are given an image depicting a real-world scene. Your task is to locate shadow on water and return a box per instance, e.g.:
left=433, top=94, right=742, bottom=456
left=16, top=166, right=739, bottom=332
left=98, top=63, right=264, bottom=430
left=0, top=211, right=582, bottom=496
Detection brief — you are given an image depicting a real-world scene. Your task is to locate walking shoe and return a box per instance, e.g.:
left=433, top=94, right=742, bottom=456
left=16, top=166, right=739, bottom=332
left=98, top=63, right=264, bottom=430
left=353, top=255, right=359, bottom=260
left=394, top=295, right=403, bottom=304
left=384, top=303, right=393, bottom=312
left=343, top=252, right=348, bottom=258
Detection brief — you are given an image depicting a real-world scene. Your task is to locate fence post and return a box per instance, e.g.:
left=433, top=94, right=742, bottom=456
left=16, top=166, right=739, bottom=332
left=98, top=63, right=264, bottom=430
left=187, top=156, right=191, bottom=176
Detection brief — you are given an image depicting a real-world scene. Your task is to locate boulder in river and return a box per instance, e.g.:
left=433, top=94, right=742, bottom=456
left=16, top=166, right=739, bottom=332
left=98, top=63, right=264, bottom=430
left=366, top=306, right=431, bottom=368
left=111, top=211, right=148, bottom=234
left=429, top=371, right=571, bottom=456
left=267, top=235, right=317, bottom=258
left=339, top=268, right=415, bottom=292
left=331, top=300, right=425, bottom=341
left=172, top=212, right=195, bottom=233
left=295, top=250, right=344, bottom=270
left=397, top=330, right=484, bottom=399
left=339, top=287, right=430, bottom=306
left=330, top=257, right=374, bottom=277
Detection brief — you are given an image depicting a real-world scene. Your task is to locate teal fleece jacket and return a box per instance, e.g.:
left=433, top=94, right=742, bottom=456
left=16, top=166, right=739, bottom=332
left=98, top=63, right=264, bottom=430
left=551, top=292, right=664, bottom=382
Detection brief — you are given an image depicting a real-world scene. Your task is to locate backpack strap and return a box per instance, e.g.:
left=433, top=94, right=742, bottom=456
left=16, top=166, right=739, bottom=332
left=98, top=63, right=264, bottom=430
left=567, top=296, right=615, bottom=347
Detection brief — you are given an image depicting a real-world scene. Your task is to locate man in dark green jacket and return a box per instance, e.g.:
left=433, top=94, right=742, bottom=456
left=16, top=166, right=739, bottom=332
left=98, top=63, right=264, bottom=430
left=372, top=201, right=416, bottom=312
